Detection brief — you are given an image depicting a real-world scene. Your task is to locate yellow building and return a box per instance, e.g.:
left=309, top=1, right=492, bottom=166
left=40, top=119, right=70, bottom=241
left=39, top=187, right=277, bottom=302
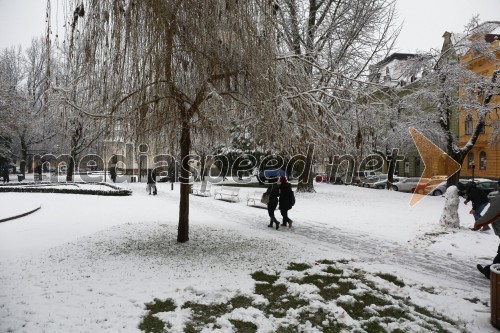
left=459, top=22, right=500, bottom=180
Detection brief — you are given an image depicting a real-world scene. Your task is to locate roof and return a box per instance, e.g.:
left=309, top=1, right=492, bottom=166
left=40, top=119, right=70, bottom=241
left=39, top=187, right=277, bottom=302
left=372, top=53, right=417, bottom=68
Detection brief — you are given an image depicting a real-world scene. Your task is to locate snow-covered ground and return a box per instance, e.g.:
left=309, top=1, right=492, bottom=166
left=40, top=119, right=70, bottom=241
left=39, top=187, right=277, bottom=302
left=0, top=180, right=497, bottom=332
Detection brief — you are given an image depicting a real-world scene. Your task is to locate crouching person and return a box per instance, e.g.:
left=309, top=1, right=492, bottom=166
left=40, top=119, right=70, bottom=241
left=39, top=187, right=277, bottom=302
left=474, top=195, right=500, bottom=279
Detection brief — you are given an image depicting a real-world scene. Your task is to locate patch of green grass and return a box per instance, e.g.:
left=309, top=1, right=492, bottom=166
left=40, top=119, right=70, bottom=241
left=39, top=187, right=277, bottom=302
left=362, top=321, right=386, bottom=333
left=229, top=319, right=258, bottom=332
left=376, top=306, right=412, bottom=321
left=138, top=315, right=167, bottom=333
left=182, top=301, right=229, bottom=331
left=144, top=298, right=176, bottom=314
left=138, top=298, right=176, bottom=333
left=412, top=304, right=455, bottom=327
left=138, top=262, right=462, bottom=333
left=297, top=308, right=347, bottom=332
left=254, top=282, right=308, bottom=317
left=375, top=273, right=405, bottom=288
left=337, top=259, right=350, bottom=264
left=230, top=295, right=254, bottom=309
left=251, top=271, right=279, bottom=284
left=323, top=266, right=344, bottom=275
left=317, top=259, right=336, bottom=265
left=299, top=274, right=340, bottom=288
left=287, top=262, right=312, bottom=271
left=338, top=293, right=391, bottom=320
left=319, top=281, right=356, bottom=301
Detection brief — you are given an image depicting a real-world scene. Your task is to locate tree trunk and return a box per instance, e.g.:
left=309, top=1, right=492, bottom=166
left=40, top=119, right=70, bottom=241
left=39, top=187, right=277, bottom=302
left=297, top=143, right=315, bottom=192
left=177, top=114, right=191, bottom=243
left=20, top=135, right=27, bottom=176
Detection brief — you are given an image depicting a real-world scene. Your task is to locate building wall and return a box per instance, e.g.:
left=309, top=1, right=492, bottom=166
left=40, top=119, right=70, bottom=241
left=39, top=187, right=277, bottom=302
left=459, top=38, right=500, bottom=180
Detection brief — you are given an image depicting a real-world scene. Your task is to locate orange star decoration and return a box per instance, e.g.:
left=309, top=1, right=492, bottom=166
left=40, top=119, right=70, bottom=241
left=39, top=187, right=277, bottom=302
left=409, top=128, right=461, bottom=207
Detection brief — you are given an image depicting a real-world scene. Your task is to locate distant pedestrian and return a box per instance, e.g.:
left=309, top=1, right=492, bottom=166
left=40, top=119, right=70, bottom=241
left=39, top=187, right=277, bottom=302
left=278, top=177, right=295, bottom=227
left=463, top=181, right=490, bottom=230
left=264, top=181, right=280, bottom=229
left=2, top=166, right=9, bottom=183
left=147, top=169, right=157, bottom=195
left=109, top=166, right=117, bottom=183
left=473, top=195, right=500, bottom=279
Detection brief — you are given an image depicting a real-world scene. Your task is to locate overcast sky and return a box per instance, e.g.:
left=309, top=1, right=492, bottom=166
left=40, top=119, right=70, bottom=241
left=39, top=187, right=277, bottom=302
left=0, top=0, right=499, bottom=53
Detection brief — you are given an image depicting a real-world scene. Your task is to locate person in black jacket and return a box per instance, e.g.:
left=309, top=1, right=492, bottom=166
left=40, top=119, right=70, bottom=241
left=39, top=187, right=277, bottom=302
left=265, top=182, right=280, bottom=229
left=473, top=195, right=500, bottom=279
left=147, top=169, right=157, bottom=195
left=279, top=176, right=295, bottom=228
left=464, top=182, right=489, bottom=230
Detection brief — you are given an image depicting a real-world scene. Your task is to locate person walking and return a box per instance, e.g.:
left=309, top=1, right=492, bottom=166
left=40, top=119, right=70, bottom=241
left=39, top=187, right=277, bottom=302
left=279, top=176, right=295, bottom=227
left=473, top=195, right=500, bottom=279
left=147, top=169, right=157, bottom=195
left=463, top=181, right=490, bottom=230
left=109, top=166, right=117, bottom=183
left=264, top=181, right=280, bottom=229
left=2, top=166, right=9, bottom=183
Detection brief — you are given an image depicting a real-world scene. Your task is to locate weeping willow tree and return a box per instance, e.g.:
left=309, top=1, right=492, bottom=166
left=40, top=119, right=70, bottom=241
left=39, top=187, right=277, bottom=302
left=63, top=0, right=278, bottom=242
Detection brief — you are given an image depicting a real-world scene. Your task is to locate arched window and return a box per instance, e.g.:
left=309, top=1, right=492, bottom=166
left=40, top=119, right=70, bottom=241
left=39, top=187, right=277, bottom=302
left=480, top=151, right=487, bottom=170
left=465, top=115, right=473, bottom=135
left=468, top=152, right=475, bottom=169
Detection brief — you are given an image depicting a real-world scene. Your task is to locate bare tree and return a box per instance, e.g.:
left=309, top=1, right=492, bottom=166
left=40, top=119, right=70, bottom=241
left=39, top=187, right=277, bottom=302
left=267, top=0, right=401, bottom=191
left=63, top=0, right=278, bottom=242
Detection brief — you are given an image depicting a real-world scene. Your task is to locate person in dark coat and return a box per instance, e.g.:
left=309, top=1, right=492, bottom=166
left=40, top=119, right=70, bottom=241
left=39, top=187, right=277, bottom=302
left=147, top=169, right=157, bottom=195
left=2, top=166, right=9, bottom=183
left=279, top=176, right=295, bottom=228
left=109, top=166, right=117, bottom=183
left=473, top=195, right=500, bottom=279
left=264, top=181, right=280, bottom=229
left=464, top=181, right=490, bottom=230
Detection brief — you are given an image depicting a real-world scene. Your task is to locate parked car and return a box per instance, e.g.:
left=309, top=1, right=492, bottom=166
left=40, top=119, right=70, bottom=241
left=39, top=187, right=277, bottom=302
left=392, top=177, right=426, bottom=192
left=423, top=181, right=447, bottom=196
left=412, top=175, right=447, bottom=194
left=457, top=178, right=498, bottom=197
left=363, top=174, right=387, bottom=188
left=315, top=173, right=328, bottom=182
left=352, top=171, right=378, bottom=185
left=488, top=190, right=499, bottom=201
left=475, top=180, right=499, bottom=196
left=373, top=177, right=406, bottom=189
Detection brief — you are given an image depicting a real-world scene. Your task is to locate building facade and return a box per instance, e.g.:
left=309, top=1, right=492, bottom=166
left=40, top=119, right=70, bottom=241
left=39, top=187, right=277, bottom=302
left=458, top=22, right=500, bottom=180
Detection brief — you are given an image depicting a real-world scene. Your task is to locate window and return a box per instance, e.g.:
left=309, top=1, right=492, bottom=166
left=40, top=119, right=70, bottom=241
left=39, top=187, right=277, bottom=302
left=465, top=115, right=473, bottom=135
left=414, top=157, right=421, bottom=176
left=467, top=152, right=475, bottom=169
left=479, top=151, right=487, bottom=170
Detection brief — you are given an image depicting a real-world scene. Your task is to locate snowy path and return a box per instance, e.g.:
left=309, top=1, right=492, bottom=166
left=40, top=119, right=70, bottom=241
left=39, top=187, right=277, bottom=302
left=184, top=185, right=489, bottom=291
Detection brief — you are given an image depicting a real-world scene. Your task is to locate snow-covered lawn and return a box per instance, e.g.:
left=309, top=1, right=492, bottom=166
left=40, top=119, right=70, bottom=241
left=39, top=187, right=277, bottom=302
left=0, top=181, right=497, bottom=332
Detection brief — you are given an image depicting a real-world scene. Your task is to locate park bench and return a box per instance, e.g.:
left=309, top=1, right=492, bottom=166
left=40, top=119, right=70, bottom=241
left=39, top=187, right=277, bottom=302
left=191, top=182, right=212, bottom=197
left=247, top=190, right=267, bottom=207
left=34, top=174, right=48, bottom=182
left=214, top=186, right=240, bottom=202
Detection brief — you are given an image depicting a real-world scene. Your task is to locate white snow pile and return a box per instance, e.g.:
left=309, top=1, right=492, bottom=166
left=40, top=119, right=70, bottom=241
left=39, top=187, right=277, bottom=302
left=440, top=185, right=461, bottom=228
